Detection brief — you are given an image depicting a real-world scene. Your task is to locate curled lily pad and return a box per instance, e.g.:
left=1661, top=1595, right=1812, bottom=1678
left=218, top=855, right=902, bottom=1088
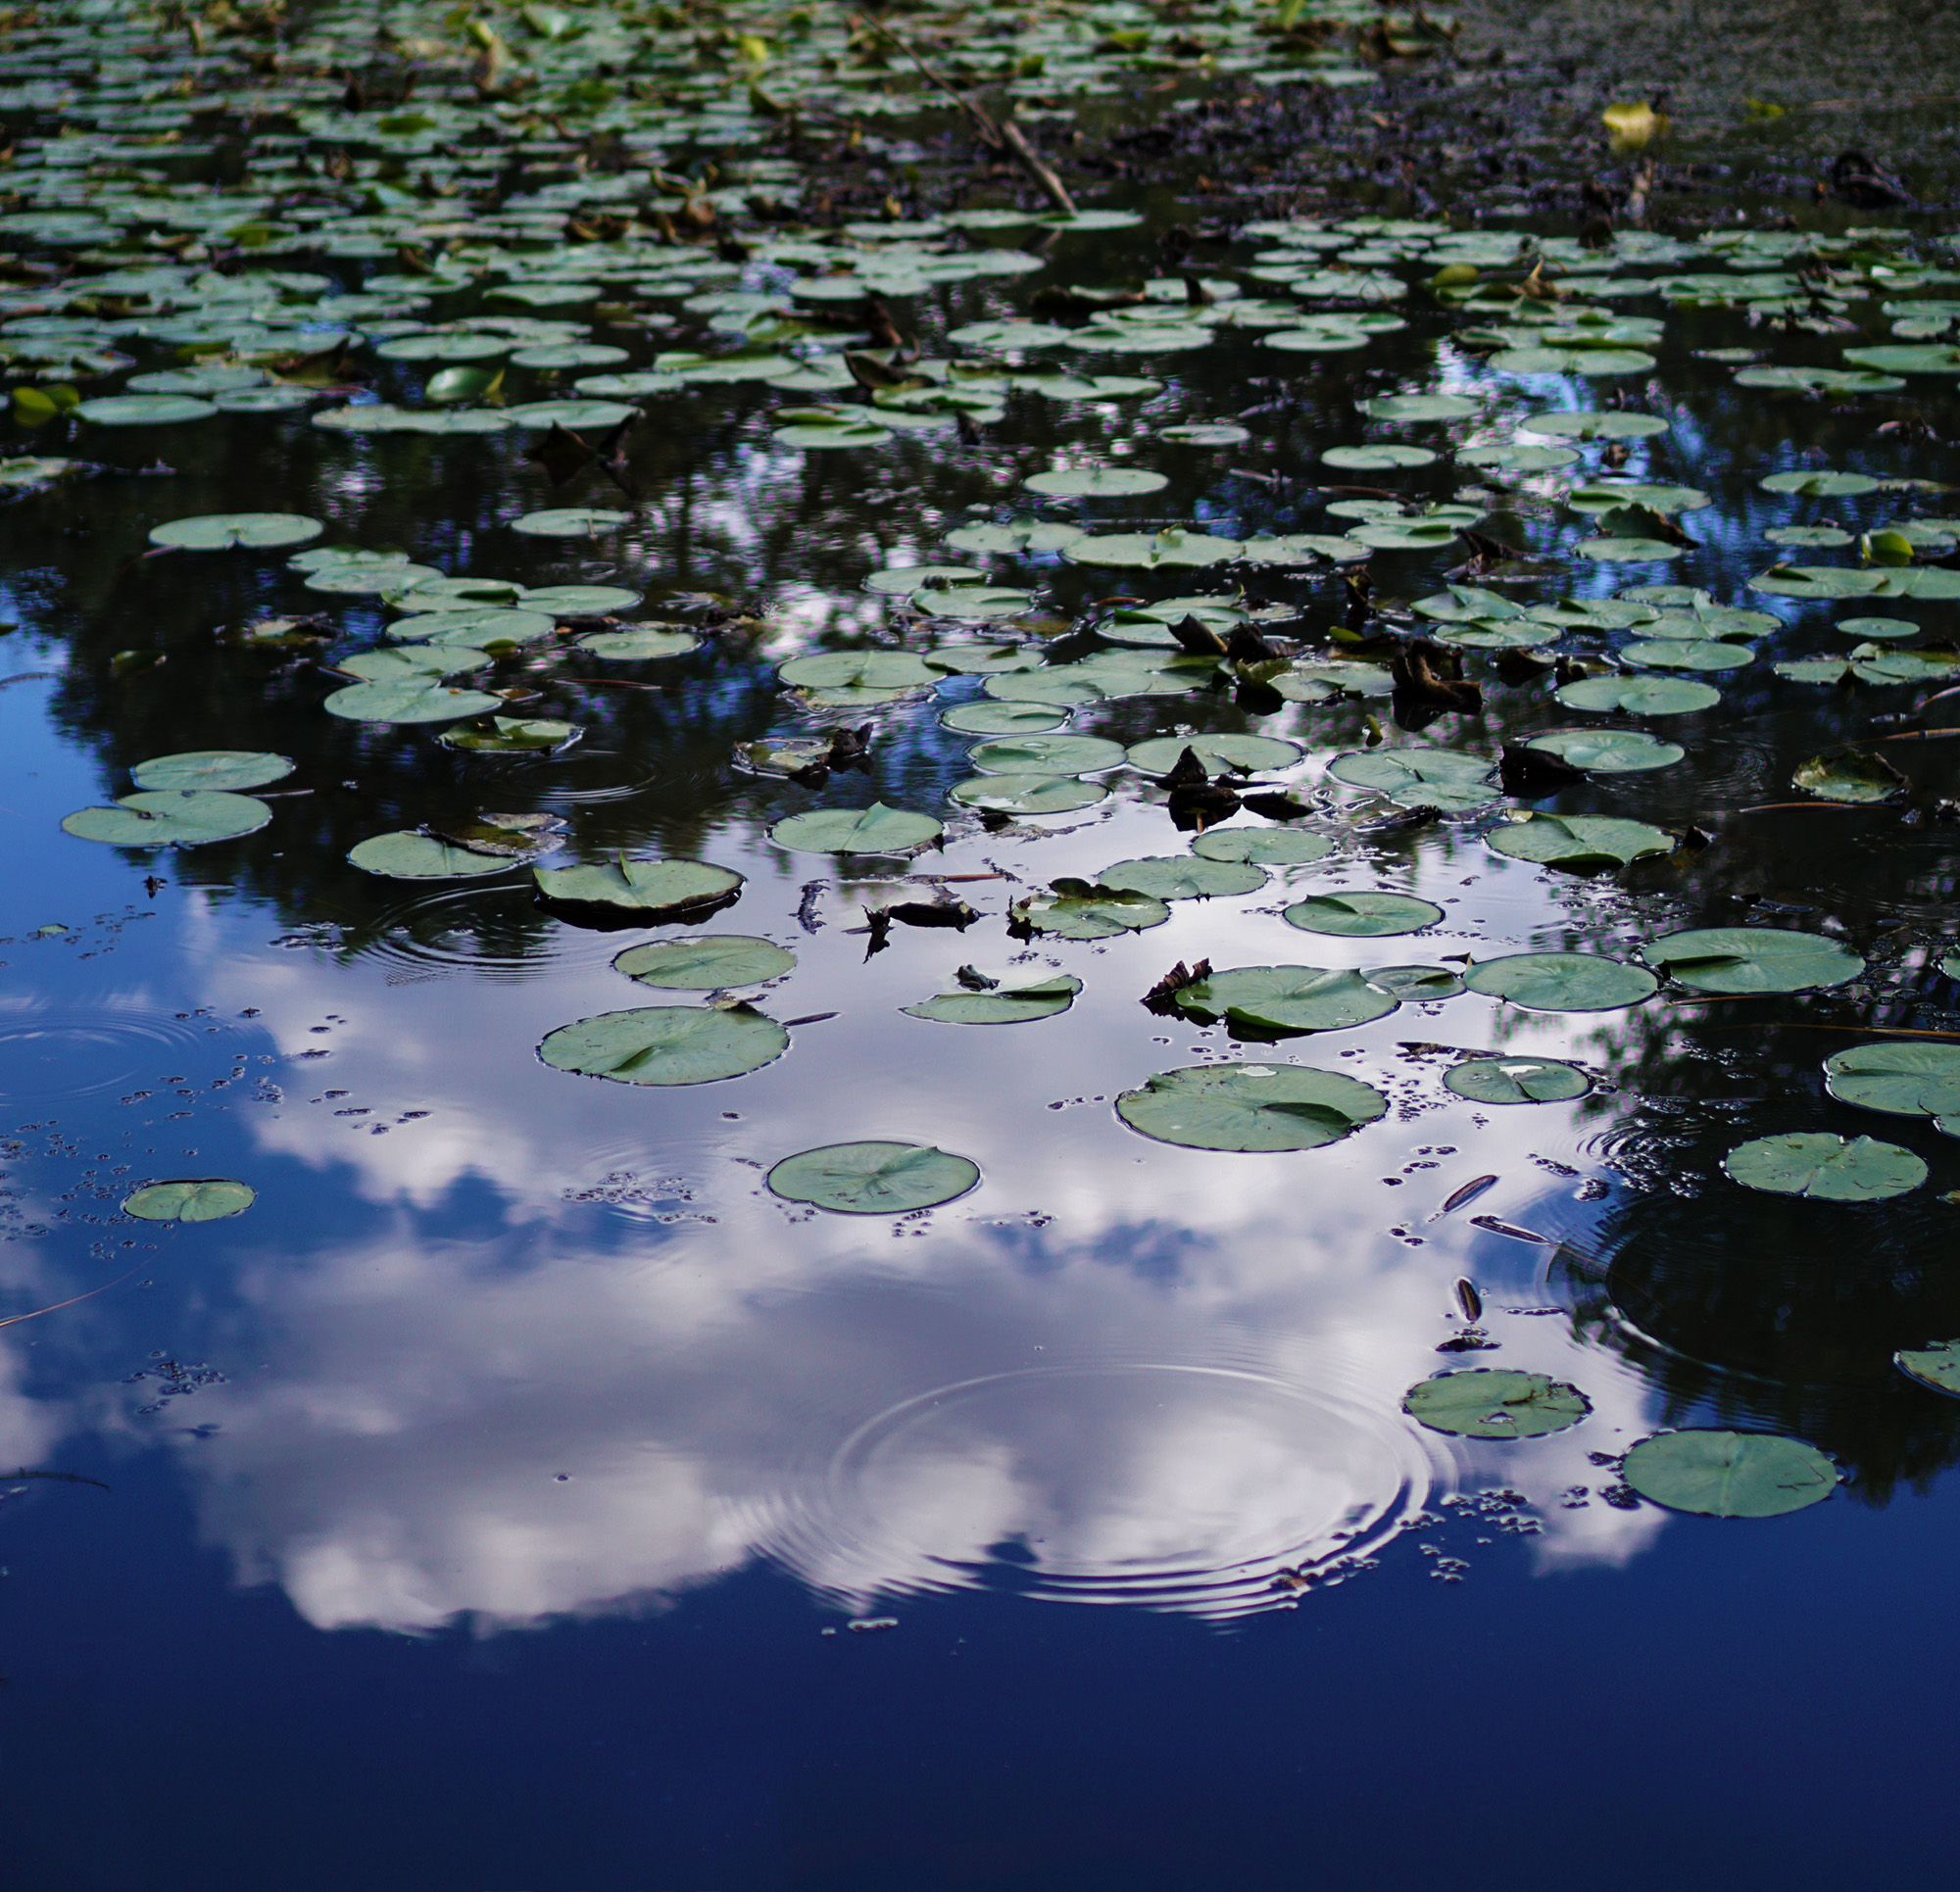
left=129, top=751, right=291, bottom=793
left=122, top=1179, right=255, bottom=1223
left=534, top=857, right=742, bottom=921
left=902, top=973, right=1082, bottom=1025
left=1621, top=1431, right=1838, bottom=1517
left=62, top=791, right=270, bottom=848
left=1525, top=729, right=1684, bottom=773
left=1096, top=856, right=1267, bottom=900
left=1127, top=733, right=1302, bottom=775
left=437, top=716, right=578, bottom=753
left=951, top=774, right=1107, bottom=814
left=766, top=1141, right=979, bottom=1213
left=1464, top=951, right=1657, bottom=1012
left=1554, top=675, right=1721, bottom=714
left=1488, top=813, right=1675, bottom=870
left=1193, top=828, right=1334, bottom=865
left=1284, top=892, right=1443, bottom=938
left=348, top=832, right=514, bottom=878
left=1895, top=1340, right=1960, bottom=1398
left=1010, top=881, right=1170, bottom=940
left=148, top=512, right=323, bottom=550
left=1643, top=927, right=1864, bottom=995
left=1791, top=750, right=1906, bottom=803
left=1723, top=1132, right=1925, bottom=1201
left=615, top=935, right=798, bottom=989
left=1822, top=1043, right=1960, bottom=1126
left=1115, top=1061, right=1387, bottom=1151
left=1402, top=1369, right=1591, bottom=1438
left=770, top=803, right=943, bottom=854
left=1367, top=964, right=1466, bottom=1000
left=1173, top=965, right=1399, bottom=1034
left=1444, top=1057, right=1591, bottom=1103
left=538, top=1005, right=788, bottom=1086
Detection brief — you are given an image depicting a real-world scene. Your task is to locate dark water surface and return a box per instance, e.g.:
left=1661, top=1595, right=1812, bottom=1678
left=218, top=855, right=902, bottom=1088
left=7, top=1, right=1960, bottom=1884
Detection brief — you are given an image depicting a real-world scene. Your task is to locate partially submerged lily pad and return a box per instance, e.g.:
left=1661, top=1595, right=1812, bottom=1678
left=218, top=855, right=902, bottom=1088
left=1115, top=1061, right=1388, bottom=1151
left=1621, top=1431, right=1838, bottom=1518
left=1172, top=965, right=1399, bottom=1035
left=1010, top=881, right=1171, bottom=940
left=538, top=1005, right=788, bottom=1086
left=1722, top=1133, right=1926, bottom=1202
left=122, top=1178, right=256, bottom=1223
left=1402, top=1369, right=1591, bottom=1438
left=1895, top=1340, right=1960, bottom=1399
left=766, top=1140, right=979, bottom=1213
left=902, top=972, right=1082, bottom=1025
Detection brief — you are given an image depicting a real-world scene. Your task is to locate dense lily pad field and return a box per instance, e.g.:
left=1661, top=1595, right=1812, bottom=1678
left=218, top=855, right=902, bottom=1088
left=8, top=0, right=1960, bottom=1878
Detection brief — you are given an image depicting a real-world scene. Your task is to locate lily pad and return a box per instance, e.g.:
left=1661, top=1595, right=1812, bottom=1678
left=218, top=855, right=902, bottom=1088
left=1444, top=1056, right=1591, bottom=1104
left=76, top=394, right=218, bottom=425
left=576, top=628, right=700, bottom=660
left=538, top=1004, right=788, bottom=1087
left=1522, top=410, right=1669, bottom=440
left=437, top=716, right=578, bottom=753
left=1192, top=829, right=1334, bottom=866
left=950, top=774, right=1107, bottom=814
left=128, top=751, right=292, bottom=793
left=770, top=803, right=943, bottom=854
left=614, top=935, right=798, bottom=989
left=1464, top=951, right=1658, bottom=1011
left=778, top=652, right=937, bottom=693
left=1360, top=393, right=1478, bottom=421
left=512, top=508, right=633, bottom=538
left=766, top=1141, right=979, bottom=1213
left=1822, top=1043, right=1960, bottom=1126
left=1487, top=813, right=1675, bottom=871
left=347, top=832, right=515, bottom=878
left=1173, top=964, right=1399, bottom=1034
left=1642, top=927, right=1864, bottom=995
left=1024, top=465, right=1167, bottom=498
left=148, top=511, right=323, bottom=550
left=1127, top=733, right=1302, bottom=776
left=1895, top=1340, right=1960, bottom=1399
left=1096, top=856, right=1267, bottom=900
left=122, top=1178, right=256, bottom=1223
left=1792, top=750, right=1905, bottom=803
left=1723, top=1132, right=1926, bottom=1202
left=534, top=857, right=743, bottom=920
left=1621, top=1431, right=1838, bottom=1518
left=392, top=608, right=557, bottom=644
left=1623, top=639, right=1754, bottom=672
left=1327, top=747, right=1495, bottom=811
left=62, top=791, right=270, bottom=848
left=1322, top=444, right=1437, bottom=469
left=1554, top=675, right=1722, bottom=714
left=968, top=734, right=1126, bottom=775
left=1115, top=1061, right=1388, bottom=1151
left=322, top=679, right=503, bottom=724
left=521, top=586, right=642, bottom=615
left=941, top=701, right=1069, bottom=735
left=1284, top=892, right=1443, bottom=937
left=902, top=973, right=1082, bottom=1025
left=1402, top=1369, right=1591, bottom=1438
left=1061, top=528, right=1244, bottom=569
left=1010, top=881, right=1171, bottom=940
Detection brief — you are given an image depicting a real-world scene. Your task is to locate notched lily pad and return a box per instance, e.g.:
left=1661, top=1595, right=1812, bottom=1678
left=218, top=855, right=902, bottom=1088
left=902, top=972, right=1082, bottom=1025
left=1621, top=1431, right=1838, bottom=1517
left=766, top=1141, right=980, bottom=1213
left=615, top=935, right=798, bottom=989
left=1172, top=965, right=1399, bottom=1035
left=1464, top=951, right=1657, bottom=1012
left=1723, top=1132, right=1925, bottom=1202
left=122, top=1178, right=255, bottom=1223
left=1115, top=1061, right=1388, bottom=1151
left=148, top=511, right=323, bottom=550
left=1283, top=892, right=1443, bottom=938
left=770, top=803, right=943, bottom=854
left=1402, top=1369, right=1591, bottom=1438
left=538, top=1004, right=788, bottom=1086
left=62, top=791, right=270, bottom=848
left=1643, top=927, right=1864, bottom=995
left=349, top=832, right=514, bottom=878
left=534, top=857, right=743, bottom=923
left=1487, top=813, right=1675, bottom=871
left=1444, top=1057, right=1591, bottom=1104
left=1010, top=880, right=1171, bottom=940
left=1822, top=1043, right=1960, bottom=1128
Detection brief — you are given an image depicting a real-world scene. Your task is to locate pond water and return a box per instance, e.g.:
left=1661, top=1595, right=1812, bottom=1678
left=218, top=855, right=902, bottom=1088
left=6, top=2, right=1960, bottom=1886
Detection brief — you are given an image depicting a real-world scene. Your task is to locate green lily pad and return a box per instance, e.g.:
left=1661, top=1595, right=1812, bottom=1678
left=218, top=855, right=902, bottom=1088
left=766, top=1141, right=979, bottom=1213
left=322, top=679, right=503, bottom=724
left=778, top=652, right=937, bottom=692
left=968, top=734, right=1126, bottom=775
left=1464, top=951, right=1657, bottom=1011
left=950, top=774, right=1107, bottom=814
left=576, top=628, right=700, bottom=660
left=1748, top=564, right=1888, bottom=600
left=1643, top=927, right=1864, bottom=995
left=513, top=508, right=633, bottom=537
left=1576, top=536, right=1686, bottom=561
left=1526, top=729, right=1685, bottom=773
left=305, top=559, right=445, bottom=597
left=1192, top=829, right=1334, bottom=866
left=1158, top=423, right=1252, bottom=447
left=1366, top=964, right=1466, bottom=1000
left=1623, top=639, right=1754, bottom=671
left=62, top=791, right=270, bottom=848
left=1488, top=813, right=1676, bottom=871
left=148, top=511, right=323, bottom=550
left=1327, top=747, right=1495, bottom=810
left=1836, top=616, right=1921, bottom=641
left=1061, top=528, right=1244, bottom=569
left=1792, top=750, right=1904, bottom=802
left=122, top=1178, right=256, bottom=1223
left=770, top=802, right=943, bottom=854
left=1553, top=674, right=1721, bottom=714
left=941, top=701, right=1069, bottom=735
left=924, top=645, right=1043, bottom=676
left=1173, top=964, right=1399, bottom=1034
left=348, top=832, right=515, bottom=878
left=1621, top=1431, right=1838, bottom=1518
left=1096, top=856, right=1267, bottom=900
left=902, top=973, right=1082, bottom=1025
left=76, top=394, right=218, bottom=425
left=1010, top=881, right=1171, bottom=940
left=1895, top=1340, right=1960, bottom=1398
left=392, top=608, right=557, bottom=644
left=945, top=517, right=1085, bottom=557
left=1522, top=410, right=1669, bottom=440
left=1456, top=442, right=1580, bottom=471
left=1760, top=469, right=1883, bottom=497
left=614, top=935, right=798, bottom=989
left=1402, top=1369, right=1591, bottom=1438
left=1284, top=892, right=1443, bottom=937
left=1723, top=1132, right=1925, bottom=1202
left=1360, top=393, right=1478, bottom=421
left=520, top=586, right=643, bottom=615
left=864, top=565, right=988, bottom=597
left=538, top=1005, right=788, bottom=1087
left=1444, top=1056, right=1591, bottom=1104
left=128, top=751, right=292, bottom=793
left=1115, top=1061, right=1388, bottom=1151
left=437, top=716, right=578, bottom=753
left=534, top=857, right=742, bottom=919
left=1127, top=733, right=1302, bottom=776
left=1024, top=465, right=1167, bottom=497
left=1841, top=344, right=1960, bottom=375
left=1822, top=1043, right=1960, bottom=1125
left=1321, top=444, right=1437, bottom=469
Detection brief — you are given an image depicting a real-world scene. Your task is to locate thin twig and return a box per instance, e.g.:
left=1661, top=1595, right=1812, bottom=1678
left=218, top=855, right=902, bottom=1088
left=1734, top=801, right=1872, bottom=814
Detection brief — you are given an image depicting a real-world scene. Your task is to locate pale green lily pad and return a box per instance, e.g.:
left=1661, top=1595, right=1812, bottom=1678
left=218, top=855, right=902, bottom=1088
left=770, top=802, right=943, bottom=854
left=1836, top=616, right=1921, bottom=641
left=1760, top=468, right=1882, bottom=497
left=538, top=1005, right=787, bottom=1086
left=1577, top=536, right=1686, bottom=561
left=941, top=701, right=1069, bottom=735
left=1173, top=964, right=1398, bottom=1034
left=1010, top=881, right=1171, bottom=940
left=1456, top=442, right=1580, bottom=471
left=76, top=394, right=218, bottom=425
left=1554, top=675, right=1721, bottom=714
left=1115, top=1061, right=1388, bottom=1151
left=392, top=608, right=557, bottom=644
left=348, top=832, right=514, bottom=878
left=864, top=565, right=987, bottom=597
left=122, top=1178, right=255, bottom=1223
left=577, top=628, right=700, bottom=660
left=129, top=751, right=292, bottom=793
left=1193, top=829, right=1334, bottom=866
left=614, top=935, right=798, bottom=989
left=766, top=1141, right=979, bottom=1212
left=1159, top=422, right=1252, bottom=446
left=305, top=559, right=445, bottom=597
left=1643, top=927, right=1864, bottom=995
left=1434, top=619, right=1560, bottom=652
left=1623, top=639, right=1754, bottom=671
left=1622, top=1431, right=1838, bottom=1518
left=1895, top=1340, right=1960, bottom=1398
left=1097, top=856, right=1267, bottom=900
left=1464, top=951, right=1657, bottom=1011
left=945, top=517, right=1085, bottom=557
left=1403, top=1369, right=1591, bottom=1438
left=1062, top=528, right=1243, bottom=569
left=924, top=645, right=1043, bottom=676
left=1822, top=1043, right=1960, bottom=1125
left=437, top=716, right=577, bottom=753
left=1841, top=344, right=1960, bottom=375
left=1024, top=465, right=1167, bottom=498
left=1522, top=410, right=1669, bottom=440
left=1360, top=393, right=1477, bottom=421
left=148, top=511, right=322, bottom=550
left=513, top=508, right=633, bottom=537
left=1792, top=750, right=1904, bottom=802
left=1723, top=1132, right=1925, bottom=1202
left=1322, top=444, right=1437, bottom=469
left=521, top=586, right=642, bottom=615
left=1445, top=1056, right=1591, bottom=1104
left=902, top=973, right=1082, bottom=1025
left=1284, top=892, right=1442, bottom=938
left=1327, top=747, right=1495, bottom=810
left=1749, top=564, right=1887, bottom=600
left=534, top=857, right=742, bottom=918
left=63, top=791, right=270, bottom=848
left=1526, top=729, right=1685, bottom=773
left=1488, top=813, right=1675, bottom=871
left=778, top=652, right=936, bottom=692
left=323, top=679, right=503, bottom=724
left=968, top=734, right=1126, bottom=774
left=951, top=773, right=1106, bottom=814
left=1128, top=734, right=1302, bottom=776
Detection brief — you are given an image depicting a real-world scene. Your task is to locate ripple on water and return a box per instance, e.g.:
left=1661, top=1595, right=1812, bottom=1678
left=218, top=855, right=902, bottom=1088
left=528, top=748, right=669, bottom=805
left=346, top=881, right=638, bottom=986
left=760, top=1351, right=1444, bottom=1620
left=0, top=1007, right=220, bottom=1102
